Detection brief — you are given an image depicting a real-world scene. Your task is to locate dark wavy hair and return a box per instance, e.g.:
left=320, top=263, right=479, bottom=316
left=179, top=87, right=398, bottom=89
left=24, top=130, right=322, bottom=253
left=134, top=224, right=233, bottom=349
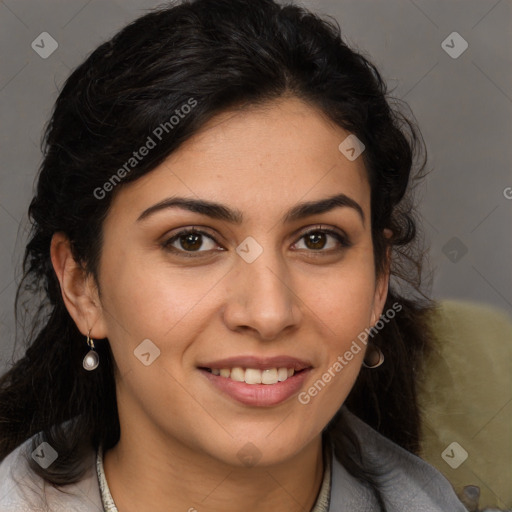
left=0, top=0, right=434, bottom=509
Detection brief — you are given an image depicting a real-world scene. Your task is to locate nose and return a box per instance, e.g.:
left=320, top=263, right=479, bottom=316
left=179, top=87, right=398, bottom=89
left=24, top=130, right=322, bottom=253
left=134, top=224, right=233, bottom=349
left=222, top=247, right=302, bottom=341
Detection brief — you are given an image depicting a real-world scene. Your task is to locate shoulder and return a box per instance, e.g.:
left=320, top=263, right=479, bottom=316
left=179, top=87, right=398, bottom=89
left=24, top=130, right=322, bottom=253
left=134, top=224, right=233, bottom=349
left=0, top=432, right=102, bottom=512
left=329, top=407, right=467, bottom=511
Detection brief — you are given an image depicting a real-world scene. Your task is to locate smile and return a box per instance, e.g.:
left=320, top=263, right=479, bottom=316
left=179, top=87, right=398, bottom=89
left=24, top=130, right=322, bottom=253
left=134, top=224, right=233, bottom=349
left=198, top=355, right=312, bottom=406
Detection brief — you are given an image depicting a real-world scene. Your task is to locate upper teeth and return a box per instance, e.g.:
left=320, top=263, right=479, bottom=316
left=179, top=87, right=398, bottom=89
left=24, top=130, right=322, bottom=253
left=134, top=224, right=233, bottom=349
left=210, top=367, right=295, bottom=384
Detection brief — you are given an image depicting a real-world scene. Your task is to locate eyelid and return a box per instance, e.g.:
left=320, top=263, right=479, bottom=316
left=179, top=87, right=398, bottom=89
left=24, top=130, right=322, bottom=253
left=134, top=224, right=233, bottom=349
left=295, top=224, right=349, bottom=240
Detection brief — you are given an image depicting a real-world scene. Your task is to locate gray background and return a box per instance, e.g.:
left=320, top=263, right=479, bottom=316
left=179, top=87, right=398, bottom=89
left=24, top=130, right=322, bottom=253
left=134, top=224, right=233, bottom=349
left=1, top=0, right=511, bottom=372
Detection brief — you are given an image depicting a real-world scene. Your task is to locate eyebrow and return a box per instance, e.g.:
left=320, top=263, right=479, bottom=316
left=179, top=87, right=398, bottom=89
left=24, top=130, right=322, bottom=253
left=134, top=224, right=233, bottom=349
left=136, top=193, right=365, bottom=226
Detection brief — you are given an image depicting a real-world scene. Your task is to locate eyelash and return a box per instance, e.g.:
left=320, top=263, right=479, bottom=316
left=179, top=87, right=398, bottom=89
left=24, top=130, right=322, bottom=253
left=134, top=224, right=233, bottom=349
left=161, top=226, right=352, bottom=258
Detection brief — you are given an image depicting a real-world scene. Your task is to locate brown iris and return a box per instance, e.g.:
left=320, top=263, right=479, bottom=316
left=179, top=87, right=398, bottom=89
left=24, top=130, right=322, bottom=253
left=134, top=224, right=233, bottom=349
left=304, top=231, right=327, bottom=250
left=179, top=232, right=203, bottom=251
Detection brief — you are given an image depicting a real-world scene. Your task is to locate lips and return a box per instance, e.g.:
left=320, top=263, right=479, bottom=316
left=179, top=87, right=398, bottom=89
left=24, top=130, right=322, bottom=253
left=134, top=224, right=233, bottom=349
left=198, top=355, right=313, bottom=406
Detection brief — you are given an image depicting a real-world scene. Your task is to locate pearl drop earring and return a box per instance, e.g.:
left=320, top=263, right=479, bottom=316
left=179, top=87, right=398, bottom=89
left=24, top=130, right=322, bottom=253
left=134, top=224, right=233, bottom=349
left=83, top=330, right=99, bottom=371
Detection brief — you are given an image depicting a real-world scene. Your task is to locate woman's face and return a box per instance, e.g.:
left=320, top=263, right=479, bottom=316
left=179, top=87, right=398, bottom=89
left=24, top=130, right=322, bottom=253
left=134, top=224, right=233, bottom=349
left=90, top=96, right=388, bottom=466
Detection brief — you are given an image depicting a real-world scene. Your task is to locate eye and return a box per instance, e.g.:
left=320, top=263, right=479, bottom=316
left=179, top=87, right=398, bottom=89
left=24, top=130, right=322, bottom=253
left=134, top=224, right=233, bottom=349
left=293, top=227, right=351, bottom=253
left=162, top=228, right=222, bottom=257
left=162, top=225, right=351, bottom=258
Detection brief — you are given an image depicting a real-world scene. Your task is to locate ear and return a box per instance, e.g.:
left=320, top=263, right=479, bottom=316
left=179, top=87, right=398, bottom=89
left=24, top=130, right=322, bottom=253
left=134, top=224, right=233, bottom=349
left=370, top=228, right=392, bottom=324
left=50, top=232, right=108, bottom=339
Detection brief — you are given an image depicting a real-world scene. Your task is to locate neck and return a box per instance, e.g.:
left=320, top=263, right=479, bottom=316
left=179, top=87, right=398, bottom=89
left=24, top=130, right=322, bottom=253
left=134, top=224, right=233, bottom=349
left=103, top=428, right=325, bottom=512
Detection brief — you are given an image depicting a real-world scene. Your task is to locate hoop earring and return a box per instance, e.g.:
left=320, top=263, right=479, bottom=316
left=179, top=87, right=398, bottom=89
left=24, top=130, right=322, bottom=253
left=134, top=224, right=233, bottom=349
left=83, top=330, right=99, bottom=371
left=362, top=345, right=384, bottom=369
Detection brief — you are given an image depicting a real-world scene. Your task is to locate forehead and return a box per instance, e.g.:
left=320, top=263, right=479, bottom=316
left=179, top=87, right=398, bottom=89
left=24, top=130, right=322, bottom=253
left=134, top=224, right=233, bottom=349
left=107, top=97, right=370, bottom=225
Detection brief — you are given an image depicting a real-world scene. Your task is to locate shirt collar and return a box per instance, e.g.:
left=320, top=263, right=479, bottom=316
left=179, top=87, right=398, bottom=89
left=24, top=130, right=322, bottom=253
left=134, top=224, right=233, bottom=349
left=96, top=437, right=332, bottom=512
left=96, top=445, right=118, bottom=512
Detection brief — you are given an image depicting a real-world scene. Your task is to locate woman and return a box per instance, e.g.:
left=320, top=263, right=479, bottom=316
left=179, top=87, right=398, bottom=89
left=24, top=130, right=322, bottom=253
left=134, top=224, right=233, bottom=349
left=0, top=0, right=467, bottom=510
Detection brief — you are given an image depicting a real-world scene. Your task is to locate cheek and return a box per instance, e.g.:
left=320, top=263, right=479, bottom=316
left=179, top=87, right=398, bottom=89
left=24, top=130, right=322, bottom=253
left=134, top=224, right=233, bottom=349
left=98, top=249, right=238, bottom=391
left=98, top=256, right=196, bottom=367
left=298, top=258, right=375, bottom=405
left=101, top=251, right=213, bottom=332
left=307, top=259, right=376, bottom=337
left=297, top=292, right=371, bottom=429
left=98, top=259, right=213, bottom=430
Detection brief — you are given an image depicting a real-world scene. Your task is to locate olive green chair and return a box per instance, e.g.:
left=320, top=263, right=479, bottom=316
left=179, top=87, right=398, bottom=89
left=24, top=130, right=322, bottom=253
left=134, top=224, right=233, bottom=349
left=418, top=299, right=512, bottom=511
